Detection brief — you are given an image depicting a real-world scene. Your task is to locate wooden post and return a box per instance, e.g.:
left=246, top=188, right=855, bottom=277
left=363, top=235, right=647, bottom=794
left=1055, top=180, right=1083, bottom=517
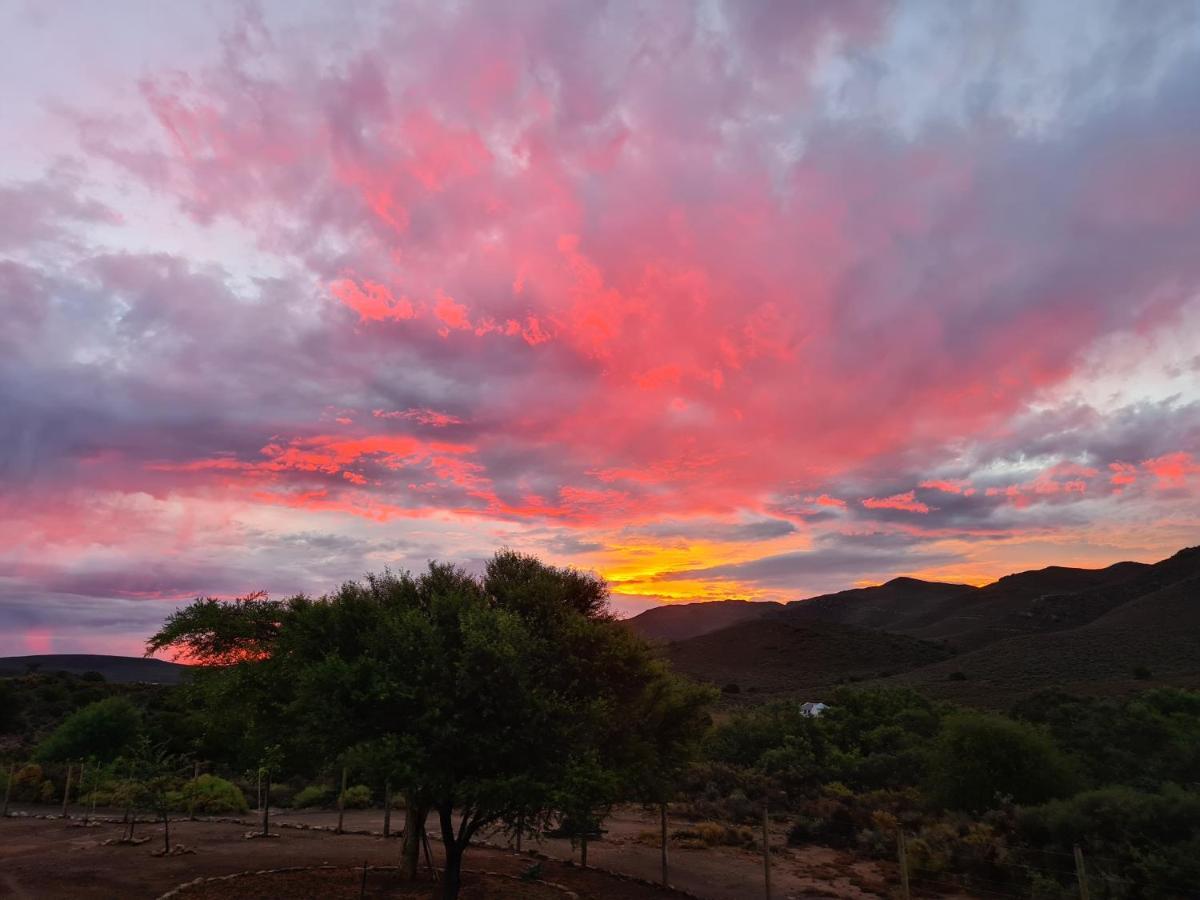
left=660, top=802, right=669, bottom=887
left=1074, top=844, right=1090, bottom=900
left=61, top=764, right=73, bottom=818
left=383, top=781, right=392, bottom=837
left=261, top=768, right=271, bottom=837
left=337, top=766, right=348, bottom=834
left=2, top=762, right=14, bottom=817
left=78, top=762, right=87, bottom=824
left=897, top=829, right=911, bottom=900
left=581, top=833, right=588, bottom=868
left=515, top=814, right=523, bottom=852
left=188, top=761, right=200, bottom=821
left=256, top=768, right=262, bottom=812
left=360, top=859, right=368, bottom=899
left=762, top=802, right=771, bottom=900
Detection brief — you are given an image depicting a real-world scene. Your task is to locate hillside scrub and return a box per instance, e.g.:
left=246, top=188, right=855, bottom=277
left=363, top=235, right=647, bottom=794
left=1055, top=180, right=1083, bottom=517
left=696, top=686, right=1200, bottom=897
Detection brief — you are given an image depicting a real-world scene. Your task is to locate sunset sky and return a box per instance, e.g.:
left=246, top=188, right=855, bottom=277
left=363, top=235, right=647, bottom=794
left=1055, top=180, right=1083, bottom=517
left=2, top=0, right=1199, bottom=656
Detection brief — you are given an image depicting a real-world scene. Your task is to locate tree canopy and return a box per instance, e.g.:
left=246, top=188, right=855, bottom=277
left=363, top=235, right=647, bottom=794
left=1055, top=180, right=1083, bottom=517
left=147, top=550, right=713, bottom=898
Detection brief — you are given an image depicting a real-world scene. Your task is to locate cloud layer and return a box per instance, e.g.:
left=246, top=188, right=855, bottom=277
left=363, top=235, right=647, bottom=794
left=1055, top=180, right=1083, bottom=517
left=1, top=0, right=1198, bottom=653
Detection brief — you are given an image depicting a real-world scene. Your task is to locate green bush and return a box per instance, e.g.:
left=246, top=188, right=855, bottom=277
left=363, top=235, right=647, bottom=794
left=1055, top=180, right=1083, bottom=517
left=293, top=784, right=333, bottom=808
left=928, top=712, right=1076, bottom=812
left=177, top=774, right=249, bottom=814
left=1017, top=787, right=1200, bottom=897
left=12, top=763, right=45, bottom=801
left=35, top=697, right=141, bottom=763
left=340, top=784, right=372, bottom=809
left=269, top=782, right=295, bottom=808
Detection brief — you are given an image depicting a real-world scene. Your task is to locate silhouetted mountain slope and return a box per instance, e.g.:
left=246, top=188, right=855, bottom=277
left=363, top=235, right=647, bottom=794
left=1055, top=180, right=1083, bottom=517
left=781, top=577, right=975, bottom=631
left=0, top=654, right=188, bottom=684
left=895, top=571, right=1200, bottom=706
left=662, top=546, right=1200, bottom=705
left=899, top=560, right=1151, bottom=649
left=625, top=599, right=782, bottom=643
left=665, top=619, right=953, bottom=695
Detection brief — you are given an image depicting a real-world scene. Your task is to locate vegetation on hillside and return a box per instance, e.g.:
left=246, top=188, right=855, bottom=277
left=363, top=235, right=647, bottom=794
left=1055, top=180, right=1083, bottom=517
left=690, top=686, right=1200, bottom=897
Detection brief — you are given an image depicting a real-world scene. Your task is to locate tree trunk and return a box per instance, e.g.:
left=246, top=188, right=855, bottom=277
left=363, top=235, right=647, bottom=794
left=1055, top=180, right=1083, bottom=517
left=438, top=805, right=465, bottom=900
left=441, top=841, right=464, bottom=900
left=400, top=800, right=425, bottom=880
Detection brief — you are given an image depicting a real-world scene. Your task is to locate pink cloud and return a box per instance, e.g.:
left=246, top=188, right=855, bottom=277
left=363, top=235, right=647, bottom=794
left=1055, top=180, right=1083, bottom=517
left=862, top=491, right=932, bottom=514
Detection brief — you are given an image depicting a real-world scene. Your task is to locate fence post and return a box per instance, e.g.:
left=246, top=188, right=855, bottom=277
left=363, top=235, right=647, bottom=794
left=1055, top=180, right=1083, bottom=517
left=189, top=761, right=200, bottom=821
left=1074, top=844, right=1090, bottom=900
left=897, top=829, right=911, bottom=900
left=762, top=801, right=771, bottom=900
left=78, top=762, right=87, bottom=824
left=660, top=802, right=669, bottom=887
left=261, top=768, right=271, bottom=837
left=516, top=814, right=523, bottom=852
left=256, top=768, right=262, bottom=812
left=337, top=766, right=348, bottom=834
left=61, top=763, right=73, bottom=818
left=2, top=762, right=13, bottom=817
left=383, top=780, right=392, bottom=838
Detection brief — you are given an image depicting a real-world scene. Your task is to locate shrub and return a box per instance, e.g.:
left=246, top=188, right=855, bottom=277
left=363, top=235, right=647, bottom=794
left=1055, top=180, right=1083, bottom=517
left=177, top=774, right=249, bottom=814
left=293, top=784, right=333, bottom=808
left=341, top=784, right=372, bottom=809
left=269, top=782, right=295, bottom=808
left=928, top=712, right=1076, bottom=812
left=12, top=763, right=45, bottom=802
left=35, top=697, right=141, bottom=763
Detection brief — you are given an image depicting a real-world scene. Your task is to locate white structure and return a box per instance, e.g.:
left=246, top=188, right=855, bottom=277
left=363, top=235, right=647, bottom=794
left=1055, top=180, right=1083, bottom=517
left=799, top=701, right=828, bottom=717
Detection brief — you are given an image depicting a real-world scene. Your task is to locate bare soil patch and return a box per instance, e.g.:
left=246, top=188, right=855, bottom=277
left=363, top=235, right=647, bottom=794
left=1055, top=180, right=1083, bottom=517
left=172, top=868, right=570, bottom=899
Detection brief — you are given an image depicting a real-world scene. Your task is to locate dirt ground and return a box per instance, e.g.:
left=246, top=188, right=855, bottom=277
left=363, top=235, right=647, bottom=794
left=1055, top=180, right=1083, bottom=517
left=173, top=869, right=573, bottom=899
left=0, top=805, right=897, bottom=900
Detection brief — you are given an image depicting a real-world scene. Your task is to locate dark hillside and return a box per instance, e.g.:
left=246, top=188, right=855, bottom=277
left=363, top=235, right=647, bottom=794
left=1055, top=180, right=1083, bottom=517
left=665, top=618, right=953, bottom=696
left=625, top=598, right=781, bottom=643
left=780, top=578, right=975, bottom=631
left=0, top=654, right=188, bottom=684
left=891, top=558, right=1200, bottom=706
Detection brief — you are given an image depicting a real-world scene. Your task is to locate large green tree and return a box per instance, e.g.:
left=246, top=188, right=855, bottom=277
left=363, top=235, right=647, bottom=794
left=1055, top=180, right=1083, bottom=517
left=148, top=551, right=712, bottom=899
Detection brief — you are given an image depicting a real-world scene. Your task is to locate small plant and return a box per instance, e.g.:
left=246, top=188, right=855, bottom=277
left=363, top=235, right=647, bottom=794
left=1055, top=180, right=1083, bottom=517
left=519, top=861, right=543, bottom=882
left=177, top=774, right=249, bottom=814
left=340, top=784, right=372, bottom=809
left=293, top=784, right=333, bottom=808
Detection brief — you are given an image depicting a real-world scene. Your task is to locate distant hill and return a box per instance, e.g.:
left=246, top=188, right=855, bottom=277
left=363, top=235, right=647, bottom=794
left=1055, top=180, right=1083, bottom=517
left=782, top=577, right=975, bottom=632
left=893, top=548, right=1200, bottom=705
left=655, top=545, right=1200, bottom=705
left=665, top=619, right=953, bottom=695
left=626, top=599, right=782, bottom=643
left=0, top=654, right=189, bottom=684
